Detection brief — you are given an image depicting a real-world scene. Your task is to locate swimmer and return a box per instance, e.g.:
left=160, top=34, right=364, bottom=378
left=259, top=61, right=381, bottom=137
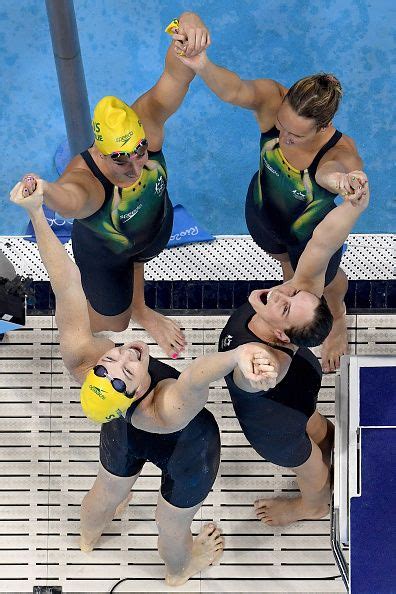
left=176, top=48, right=369, bottom=372
left=18, top=12, right=210, bottom=360
left=217, top=193, right=369, bottom=526
left=10, top=178, right=275, bottom=585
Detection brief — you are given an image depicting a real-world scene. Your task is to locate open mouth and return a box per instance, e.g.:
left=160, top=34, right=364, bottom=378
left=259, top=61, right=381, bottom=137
left=127, top=346, right=142, bottom=361
left=260, top=291, right=268, bottom=304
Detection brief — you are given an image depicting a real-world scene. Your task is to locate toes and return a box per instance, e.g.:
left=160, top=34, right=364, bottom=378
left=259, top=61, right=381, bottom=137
left=202, top=523, right=216, bottom=536
left=254, top=499, right=268, bottom=510
left=209, top=528, right=221, bottom=542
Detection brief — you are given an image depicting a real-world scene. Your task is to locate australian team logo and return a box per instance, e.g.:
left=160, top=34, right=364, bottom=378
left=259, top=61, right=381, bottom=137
left=155, top=175, right=166, bottom=196
left=221, top=334, right=233, bottom=348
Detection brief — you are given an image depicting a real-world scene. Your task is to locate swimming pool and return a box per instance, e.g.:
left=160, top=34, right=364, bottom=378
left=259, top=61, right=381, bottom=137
left=1, top=0, right=395, bottom=236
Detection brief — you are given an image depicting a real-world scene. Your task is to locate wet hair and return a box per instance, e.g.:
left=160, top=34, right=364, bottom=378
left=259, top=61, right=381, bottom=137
left=285, top=296, right=333, bottom=347
left=285, top=73, right=343, bottom=129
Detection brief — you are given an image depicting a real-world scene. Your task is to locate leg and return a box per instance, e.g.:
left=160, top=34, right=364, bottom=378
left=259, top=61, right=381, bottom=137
left=87, top=300, right=132, bottom=333
left=321, top=267, right=349, bottom=373
left=155, top=493, right=224, bottom=586
left=254, top=438, right=330, bottom=526
left=130, top=262, right=186, bottom=358
left=80, top=463, right=141, bottom=552
left=306, top=410, right=335, bottom=467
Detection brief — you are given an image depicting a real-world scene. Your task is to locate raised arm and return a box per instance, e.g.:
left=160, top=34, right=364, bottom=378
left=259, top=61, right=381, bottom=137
left=292, top=190, right=370, bottom=296
left=315, top=136, right=369, bottom=204
left=10, top=181, right=113, bottom=380
left=175, top=50, right=285, bottom=128
left=132, top=12, right=211, bottom=147
left=146, top=345, right=278, bottom=432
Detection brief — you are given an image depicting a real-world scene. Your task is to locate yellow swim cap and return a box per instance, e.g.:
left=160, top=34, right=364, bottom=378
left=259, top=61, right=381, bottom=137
left=92, top=96, right=146, bottom=155
left=80, top=369, right=134, bottom=424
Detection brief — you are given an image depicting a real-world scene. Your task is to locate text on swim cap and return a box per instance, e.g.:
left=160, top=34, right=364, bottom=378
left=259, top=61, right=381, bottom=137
left=92, top=121, right=103, bottom=141
left=89, top=384, right=107, bottom=400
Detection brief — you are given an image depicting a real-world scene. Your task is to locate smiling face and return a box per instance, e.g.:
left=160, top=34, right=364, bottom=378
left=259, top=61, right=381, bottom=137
left=248, top=284, right=320, bottom=340
left=275, top=100, right=321, bottom=147
left=105, top=149, right=149, bottom=185
left=96, top=341, right=150, bottom=396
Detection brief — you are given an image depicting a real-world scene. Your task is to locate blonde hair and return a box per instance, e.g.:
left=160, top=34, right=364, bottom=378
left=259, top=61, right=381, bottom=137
left=285, top=73, right=343, bottom=129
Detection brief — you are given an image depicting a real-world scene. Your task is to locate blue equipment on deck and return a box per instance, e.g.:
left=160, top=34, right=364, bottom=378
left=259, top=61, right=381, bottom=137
left=332, top=356, right=396, bottom=593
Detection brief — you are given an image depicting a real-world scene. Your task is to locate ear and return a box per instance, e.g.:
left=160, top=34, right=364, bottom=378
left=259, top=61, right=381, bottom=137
left=273, top=328, right=291, bottom=344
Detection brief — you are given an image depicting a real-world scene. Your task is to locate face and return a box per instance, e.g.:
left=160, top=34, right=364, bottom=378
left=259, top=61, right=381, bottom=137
left=106, top=149, right=149, bottom=184
left=275, top=100, right=319, bottom=147
left=248, top=284, right=320, bottom=337
left=96, top=341, right=150, bottom=396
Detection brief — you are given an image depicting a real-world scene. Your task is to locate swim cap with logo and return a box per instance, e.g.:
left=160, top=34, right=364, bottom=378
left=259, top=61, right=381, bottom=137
left=92, top=96, right=146, bottom=156
left=80, top=368, right=135, bottom=424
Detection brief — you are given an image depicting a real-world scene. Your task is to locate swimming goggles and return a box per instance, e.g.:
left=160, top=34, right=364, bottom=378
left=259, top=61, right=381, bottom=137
left=93, top=364, right=136, bottom=398
left=109, top=138, right=148, bottom=163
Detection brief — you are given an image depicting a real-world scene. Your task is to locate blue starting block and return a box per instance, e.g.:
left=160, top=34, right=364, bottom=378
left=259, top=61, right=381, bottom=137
left=332, top=356, right=396, bottom=592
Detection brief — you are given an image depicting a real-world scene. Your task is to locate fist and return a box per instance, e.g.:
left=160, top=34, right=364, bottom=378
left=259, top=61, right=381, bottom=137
left=10, top=175, right=44, bottom=212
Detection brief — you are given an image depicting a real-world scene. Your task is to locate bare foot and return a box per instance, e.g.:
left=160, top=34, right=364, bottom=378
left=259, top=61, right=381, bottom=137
left=132, top=305, right=186, bottom=358
left=165, top=523, right=224, bottom=587
left=80, top=493, right=133, bottom=553
left=254, top=496, right=329, bottom=526
left=321, top=311, right=349, bottom=373
left=80, top=534, right=99, bottom=553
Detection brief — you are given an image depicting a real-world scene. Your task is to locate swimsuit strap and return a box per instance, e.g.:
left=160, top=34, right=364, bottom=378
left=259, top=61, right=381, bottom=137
left=80, top=149, right=114, bottom=195
left=125, top=371, right=155, bottom=421
left=308, top=130, right=342, bottom=177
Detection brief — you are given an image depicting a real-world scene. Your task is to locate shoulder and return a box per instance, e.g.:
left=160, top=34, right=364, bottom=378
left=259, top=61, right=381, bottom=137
left=254, top=79, right=287, bottom=129
left=318, top=131, right=363, bottom=169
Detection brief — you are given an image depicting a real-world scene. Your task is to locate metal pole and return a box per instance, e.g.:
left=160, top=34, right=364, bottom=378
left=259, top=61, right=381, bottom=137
left=45, top=0, right=93, bottom=157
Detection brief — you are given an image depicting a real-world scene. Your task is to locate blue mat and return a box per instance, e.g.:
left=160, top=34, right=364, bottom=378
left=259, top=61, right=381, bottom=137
left=25, top=205, right=73, bottom=245
left=350, top=427, right=396, bottom=593
left=360, top=367, right=396, bottom=426
left=25, top=202, right=213, bottom=249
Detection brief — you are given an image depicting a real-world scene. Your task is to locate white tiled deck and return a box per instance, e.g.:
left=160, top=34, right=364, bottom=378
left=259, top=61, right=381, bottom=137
left=0, top=314, right=395, bottom=593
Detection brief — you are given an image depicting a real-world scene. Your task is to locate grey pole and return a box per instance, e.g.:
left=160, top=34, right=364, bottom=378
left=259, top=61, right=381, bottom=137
left=45, top=0, right=93, bottom=157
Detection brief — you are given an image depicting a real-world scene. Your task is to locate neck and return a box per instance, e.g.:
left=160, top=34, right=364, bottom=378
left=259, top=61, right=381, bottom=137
left=249, top=314, right=281, bottom=346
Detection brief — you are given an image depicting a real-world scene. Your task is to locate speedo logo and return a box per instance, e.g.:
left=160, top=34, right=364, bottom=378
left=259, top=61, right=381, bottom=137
left=116, top=131, right=134, bottom=146
left=263, top=158, right=279, bottom=176
left=120, top=204, right=143, bottom=222
left=89, top=385, right=107, bottom=400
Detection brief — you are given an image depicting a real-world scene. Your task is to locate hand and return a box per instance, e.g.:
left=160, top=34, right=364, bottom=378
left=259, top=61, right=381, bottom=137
left=333, top=170, right=369, bottom=207
left=236, top=344, right=279, bottom=390
left=10, top=175, right=44, bottom=213
left=172, top=12, right=211, bottom=59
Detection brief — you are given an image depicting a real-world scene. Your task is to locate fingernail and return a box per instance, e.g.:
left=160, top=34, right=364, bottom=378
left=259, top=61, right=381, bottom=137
left=171, top=353, right=178, bottom=359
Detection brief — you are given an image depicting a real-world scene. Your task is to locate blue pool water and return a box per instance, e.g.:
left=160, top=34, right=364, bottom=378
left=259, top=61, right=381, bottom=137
left=0, top=0, right=395, bottom=236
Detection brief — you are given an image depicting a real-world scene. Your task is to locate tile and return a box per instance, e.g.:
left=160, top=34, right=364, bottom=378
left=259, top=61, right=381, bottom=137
left=143, top=281, right=156, bottom=309
left=232, top=281, right=250, bottom=308
left=217, top=281, right=234, bottom=309
left=172, top=281, right=188, bottom=309
left=202, top=282, right=218, bottom=309
left=155, top=281, right=172, bottom=309
left=370, top=280, right=387, bottom=308
left=186, top=281, right=203, bottom=309
left=386, top=280, right=396, bottom=308
left=355, top=280, right=371, bottom=308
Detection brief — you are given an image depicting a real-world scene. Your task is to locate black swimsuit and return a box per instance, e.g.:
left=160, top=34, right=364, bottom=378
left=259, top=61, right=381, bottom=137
left=72, top=149, right=174, bottom=316
left=245, top=127, right=343, bottom=286
left=219, top=303, right=322, bottom=467
left=99, top=357, right=221, bottom=508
